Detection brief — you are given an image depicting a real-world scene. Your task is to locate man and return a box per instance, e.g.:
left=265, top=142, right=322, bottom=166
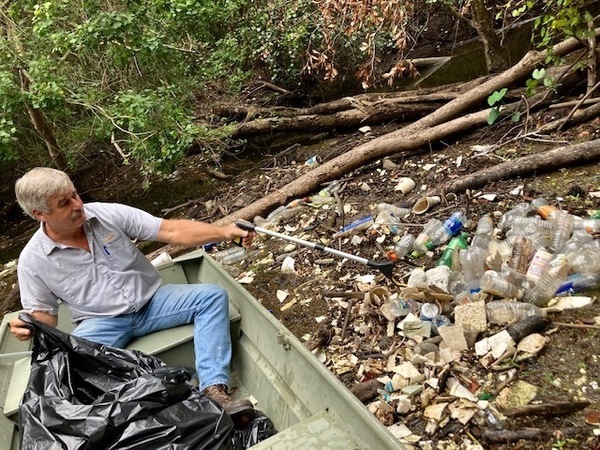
left=9, top=167, right=255, bottom=417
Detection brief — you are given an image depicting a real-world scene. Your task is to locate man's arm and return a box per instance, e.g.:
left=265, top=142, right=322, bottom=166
left=9, top=311, right=58, bottom=341
left=156, top=219, right=254, bottom=247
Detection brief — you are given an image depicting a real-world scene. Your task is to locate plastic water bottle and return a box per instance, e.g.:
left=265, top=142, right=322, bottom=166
left=561, top=230, right=594, bottom=265
left=508, top=236, right=533, bottom=274
left=432, top=211, right=466, bottom=246
left=471, top=215, right=494, bottom=254
left=498, top=202, right=536, bottom=229
left=532, top=197, right=559, bottom=220
left=523, top=255, right=569, bottom=306
left=549, top=211, right=574, bottom=253
left=333, top=215, right=374, bottom=239
left=570, top=248, right=600, bottom=273
left=376, top=203, right=411, bottom=219
left=214, top=247, right=247, bottom=265
left=573, top=218, right=600, bottom=234
left=556, top=272, right=600, bottom=295
left=266, top=199, right=306, bottom=224
left=486, top=301, right=546, bottom=325
left=387, top=233, right=416, bottom=261
left=459, top=248, right=486, bottom=293
left=480, top=271, right=524, bottom=299
left=412, top=218, right=444, bottom=256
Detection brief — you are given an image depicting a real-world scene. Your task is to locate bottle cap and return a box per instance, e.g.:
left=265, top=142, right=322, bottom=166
left=419, top=302, right=440, bottom=321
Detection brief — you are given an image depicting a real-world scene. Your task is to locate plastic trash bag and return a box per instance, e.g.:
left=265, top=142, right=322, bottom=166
left=19, top=313, right=239, bottom=449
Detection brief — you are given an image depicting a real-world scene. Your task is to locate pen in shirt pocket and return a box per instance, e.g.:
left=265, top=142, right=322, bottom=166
left=103, top=245, right=111, bottom=256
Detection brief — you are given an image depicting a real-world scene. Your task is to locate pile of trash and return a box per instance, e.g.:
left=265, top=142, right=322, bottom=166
left=212, top=175, right=600, bottom=448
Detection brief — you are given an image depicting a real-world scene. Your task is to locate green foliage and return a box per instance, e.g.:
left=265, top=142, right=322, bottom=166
left=0, top=0, right=317, bottom=174
left=486, top=88, right=507, bottom=125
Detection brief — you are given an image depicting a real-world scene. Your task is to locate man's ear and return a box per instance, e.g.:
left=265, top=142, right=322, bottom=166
left=32, top=210, right=46, bottom=222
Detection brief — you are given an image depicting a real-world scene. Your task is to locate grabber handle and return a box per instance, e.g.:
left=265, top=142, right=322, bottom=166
left=235, top=219, right=256, bottom=232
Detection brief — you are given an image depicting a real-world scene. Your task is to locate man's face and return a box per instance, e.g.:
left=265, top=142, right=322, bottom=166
left=34, top=188, right=86, bottom=233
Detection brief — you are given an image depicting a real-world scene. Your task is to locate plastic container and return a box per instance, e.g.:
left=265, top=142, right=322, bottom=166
left=480, top=271, right=524, bottom=299
left=431, top=315, right=452, bottom=335
left=432, top=211, right=466, bottom=246
left=376, top=203, right=411, bottom=219
left=214, top=247, right=247, bottom=265
left=549, top=211, right=574, bottom=253
left=306, top=195, right=336, bottom=205
left=497, top=202, right=536, bottom=229
left=470, top=215, right=494, bottom=255
left=499, top=263, right=529, bottom=289
left=387, top=233, right=416, bottom=261
left=532, top=197, right=559, bottom=220
left=375, top=210, right=404, bottom=235
left=525, top=249, right=554, bottom=284
left=412, top=218, right=444, bottom=256
left=436, top=233, right=468, bottom=268
left=459, top=248, right=486, bottom=293
left=570, top=248, right=600, bottom=274
left=486, top=301, right=546, bottom=325
left=523, top=255, right=569, bottom=306
left=508, top=236, right=533, bottom=273
left=266, top=200, right=306, bottom=224
left=332, top=215, right=374, bottom=239
left=573, top=218, right=600, bottom=234
left=556, top=272, right=600, bottom=295
left=561, top=230, right=594, bottom=265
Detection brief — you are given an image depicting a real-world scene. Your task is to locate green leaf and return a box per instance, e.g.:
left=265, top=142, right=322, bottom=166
left=487, top=107, right=500, bottom=125
left=532, top=68, right=546, bottom=80
left=487, top=88, right=508, bottom=106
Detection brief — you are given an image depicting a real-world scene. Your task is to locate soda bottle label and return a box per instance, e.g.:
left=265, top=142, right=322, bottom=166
left=443, top=216, right=463, bottom=235
left=525, top=250, right=553, bottom=282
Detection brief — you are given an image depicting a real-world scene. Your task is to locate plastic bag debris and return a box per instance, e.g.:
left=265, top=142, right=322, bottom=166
left=18, top=314, right=276, bottom=450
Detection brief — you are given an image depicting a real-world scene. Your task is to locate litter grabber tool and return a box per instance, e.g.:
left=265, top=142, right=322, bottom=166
left=235, top=219, right=395, bottom=279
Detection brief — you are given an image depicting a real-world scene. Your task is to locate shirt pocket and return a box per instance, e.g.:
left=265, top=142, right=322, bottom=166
left=57, top=266, right=100, bottom=306
left=100, top=232, right=141, bottom=271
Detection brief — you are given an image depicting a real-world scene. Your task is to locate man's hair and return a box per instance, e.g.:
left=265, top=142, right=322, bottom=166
left=15, top=167, right=75, bottom=220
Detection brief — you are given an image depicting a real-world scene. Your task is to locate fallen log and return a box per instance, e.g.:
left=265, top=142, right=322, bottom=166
left=502, top=400, right=591, bottom=417
left=483, top=427, right=589, bottom=444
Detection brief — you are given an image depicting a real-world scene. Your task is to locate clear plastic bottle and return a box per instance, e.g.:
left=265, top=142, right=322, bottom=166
left=387, top=233, right=416, bottom=261
left=556, top=272, right=600, bottom=295
left=523, top=255, right=569, bottom=306
left=432, top=211, right=467, bottom=246
left=266, top=199, right=306, bottom=224
left=306, top=195, right=336, bottom=205
left=573, top=218, right=600, bottom=234
left=459, top=248, right=486, bottom=293
left=376, top=203, right=411, bottom=219
left=499, top=262, right=529, bottom=289
left=481, top=271, right=524, bottom=299
left=508, top=236, right=533, bottom=274
left=498, top=203, right=536, bottom=229
left=486, top=301, right=546, bottom=325
left=532, top=197, right=559, bottom=220
left=214, top=247, right=247, bottom=264
left=412, top=218, right=444, bottom=256
left=549, top=211, right=574, bottom=253
left=471, top=215, right=494, bottom=251
left=525, top=249, right=554, bottom=284
left=332, top=215, right=374, bottom=239
left=570, top=247, right=600, bottom=274
left=561, top=230, right=594, bottom=265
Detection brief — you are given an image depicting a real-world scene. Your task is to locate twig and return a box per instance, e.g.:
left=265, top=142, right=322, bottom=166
left=553, top=321, right=600, bottom=330
left=340, top=298, right=356, bottom=341
left=558, top=79, right=600, bottom=131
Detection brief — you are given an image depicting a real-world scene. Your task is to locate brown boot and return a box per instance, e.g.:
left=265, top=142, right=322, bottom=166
left=203, top=384, right=254, bottom=417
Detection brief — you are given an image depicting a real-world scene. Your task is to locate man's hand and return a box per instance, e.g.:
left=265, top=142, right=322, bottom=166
left=9, top=311, right=58, bottom=341
left=225, top=222, right=256, bottom=247
left=9, top=316, right=33, bottom=341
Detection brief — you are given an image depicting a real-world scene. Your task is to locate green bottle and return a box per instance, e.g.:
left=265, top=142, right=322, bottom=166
left=436, top=233, right=468, bottom=268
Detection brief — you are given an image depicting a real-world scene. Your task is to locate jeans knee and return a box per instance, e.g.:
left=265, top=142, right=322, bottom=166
left=198, top=284, right=228, bottom=309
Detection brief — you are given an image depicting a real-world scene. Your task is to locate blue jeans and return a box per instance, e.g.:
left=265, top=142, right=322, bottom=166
left=72, top=283, right=231, bottom=391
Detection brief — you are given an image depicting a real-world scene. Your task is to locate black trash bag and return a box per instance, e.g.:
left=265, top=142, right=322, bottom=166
left=232, top=413, right=277, bottom=449
left=18, top=313, right=235, bottom=450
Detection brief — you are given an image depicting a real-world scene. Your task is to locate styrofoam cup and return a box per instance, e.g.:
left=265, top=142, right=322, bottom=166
left=394, top=177, right=416, bottom=195
left=412, top=196, right=441, bottom=214
left=151, top=251, right=173, bottom=267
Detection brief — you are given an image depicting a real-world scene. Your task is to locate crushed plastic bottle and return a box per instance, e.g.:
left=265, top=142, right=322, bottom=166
left=266, top=199, right=306, bottom=224
left=523, top=254, right=569, bottom=306
left=508, top=236, right=533, bottom=274
left=432, top=211, right=467, bottom=246
left=470, top=215, right=494, bottom=254
left=459, top=248, right=486, bottom=293
left=486, top=301, right=546, bottom=325
left=561, top=230, right=594, bottom=265
left=525, top=249, right=554, bottom=284
left=573, top=218, right=600, bottom=234
left=570, top=247, right=600, bottom=274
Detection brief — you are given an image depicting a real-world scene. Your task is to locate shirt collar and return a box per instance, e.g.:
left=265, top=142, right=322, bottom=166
left=37, top=204, right=96, bottom=255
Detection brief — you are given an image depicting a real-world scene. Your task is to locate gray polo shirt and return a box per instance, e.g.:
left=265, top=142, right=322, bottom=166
left=17, top=202, right=163, bottom=322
